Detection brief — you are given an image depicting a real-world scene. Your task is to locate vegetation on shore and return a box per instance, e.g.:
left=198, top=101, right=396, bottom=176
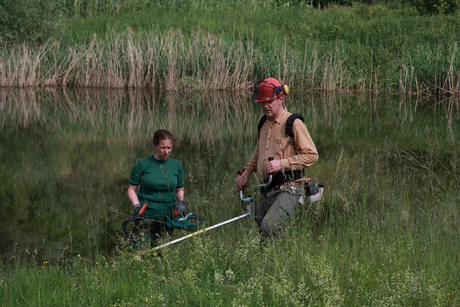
left=1, top=1, right=460, bottom=94
left=1, top=134, right=458, bottom=306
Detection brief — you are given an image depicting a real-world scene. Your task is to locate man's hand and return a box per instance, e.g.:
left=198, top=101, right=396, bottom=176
left=176, top=200, right=188, bottom=217
left=265, top=159, right=281, bottom=174
left=133, top=204, right=142, bottom=216
left=236, top=174, right=249, bottom=190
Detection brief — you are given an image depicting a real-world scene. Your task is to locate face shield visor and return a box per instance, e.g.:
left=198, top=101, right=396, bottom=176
left=251, top=80, right=287, bottom=102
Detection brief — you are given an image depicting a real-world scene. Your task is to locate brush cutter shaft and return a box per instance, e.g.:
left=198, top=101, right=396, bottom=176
left=152, top=171, right=275, bottom=251
left=152, top=212, right=250, bottom=251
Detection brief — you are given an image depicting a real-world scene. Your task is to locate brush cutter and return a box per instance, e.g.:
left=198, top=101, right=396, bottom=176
left=107, top=203, right=205, bottom=244
left=150, top=159, right=276, bottom=252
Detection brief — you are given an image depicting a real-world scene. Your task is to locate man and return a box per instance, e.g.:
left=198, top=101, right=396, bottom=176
left=236, top=78, right=318, bottom=242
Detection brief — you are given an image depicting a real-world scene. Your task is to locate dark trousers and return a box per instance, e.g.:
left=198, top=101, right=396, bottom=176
left=134, top=220, right=174, bottom=248
left=255, top=187, right=301, bottom=240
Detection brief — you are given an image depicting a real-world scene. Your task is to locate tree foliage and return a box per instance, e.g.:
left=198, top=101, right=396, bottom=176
left=0, top=0, right=60, bottom=44
left=410, top=0, right=460, bottom=14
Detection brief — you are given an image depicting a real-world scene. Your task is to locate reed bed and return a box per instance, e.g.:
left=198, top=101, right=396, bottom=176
left=3, top=2, right=460, bottom=95
left=2, top=27, right=460, bottom=95
left=0, top=28, right=254, bottom=91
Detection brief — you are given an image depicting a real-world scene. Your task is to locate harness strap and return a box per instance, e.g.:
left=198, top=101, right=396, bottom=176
left=257, top=113, right=305, bottom=144
left=263, top=169, right=305, bottom=193
left=256, top=113, right=306, bottom=192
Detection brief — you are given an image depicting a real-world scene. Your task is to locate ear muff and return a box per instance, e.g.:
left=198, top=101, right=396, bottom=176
left=252, top=80, right=289, bottom=102
left=283, top=85, right=289, bottom=95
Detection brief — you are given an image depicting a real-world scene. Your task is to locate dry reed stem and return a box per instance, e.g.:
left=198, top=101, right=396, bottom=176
left=1, top=29, right=459, bottom=95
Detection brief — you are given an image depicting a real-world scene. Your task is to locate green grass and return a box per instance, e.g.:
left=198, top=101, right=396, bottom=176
left=1, top=134, right=458, bottom=306
left=2, top=3, right=460, bottom=93
left=0, top=88, right=458, bottom=305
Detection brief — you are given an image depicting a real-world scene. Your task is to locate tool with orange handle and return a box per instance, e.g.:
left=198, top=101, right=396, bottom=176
left=138, top=203, right=148, bottom=215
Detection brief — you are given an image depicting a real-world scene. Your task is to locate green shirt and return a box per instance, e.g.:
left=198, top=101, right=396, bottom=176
left=129, top=156, right=184, bottom=220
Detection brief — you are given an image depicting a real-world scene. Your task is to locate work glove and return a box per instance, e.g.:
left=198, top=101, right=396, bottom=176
left=175, top=200, right=188, bottom=217
left=133, top=204, right=142, bottom=216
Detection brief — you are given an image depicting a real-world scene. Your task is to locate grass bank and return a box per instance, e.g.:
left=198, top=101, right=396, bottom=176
left=2, top=3, right=460, bottom=94
left=1, top=138, right=458, bottom=306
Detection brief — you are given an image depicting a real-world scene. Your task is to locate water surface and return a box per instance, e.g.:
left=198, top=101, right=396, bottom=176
left=0, top=88, right=457, bottom=262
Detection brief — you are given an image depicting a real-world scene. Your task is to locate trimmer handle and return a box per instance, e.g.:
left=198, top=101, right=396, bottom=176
left=238, top=168, right=253, bottom=203
left=267, top=157, right=274, bottom=175
left=139, top=203, right=148, bottom=215
left=239, top=157, right=274, bottom=202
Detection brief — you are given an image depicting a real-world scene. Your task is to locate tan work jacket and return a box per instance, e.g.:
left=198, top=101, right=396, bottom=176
left=242, top=108, right=318, bottom=183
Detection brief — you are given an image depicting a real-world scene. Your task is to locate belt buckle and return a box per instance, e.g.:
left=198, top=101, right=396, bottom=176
left=277, top=182, right=297, bottom=191
left=272, top=181, right=300, bottom=192
left=287, top=181, right=301, bottom=191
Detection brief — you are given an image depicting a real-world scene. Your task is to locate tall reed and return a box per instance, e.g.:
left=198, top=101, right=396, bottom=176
left=0, top=29, right=256, bottom=90
left=2, top=26, right=460, bottom=95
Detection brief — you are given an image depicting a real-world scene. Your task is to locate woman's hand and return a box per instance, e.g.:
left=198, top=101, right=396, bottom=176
left=133, top=204, right=142, bottom=215
left=176, top=200, right=188, bottom=216
left=175, top=188, right=186, bottom=216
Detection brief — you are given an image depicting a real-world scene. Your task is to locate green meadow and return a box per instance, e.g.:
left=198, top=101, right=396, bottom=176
left=1, top=0, right=460, bottom=94
left=1, top=135, right=458, bottom=306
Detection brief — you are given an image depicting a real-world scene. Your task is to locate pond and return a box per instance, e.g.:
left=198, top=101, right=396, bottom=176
left=0, top=88, right=458, bottom=262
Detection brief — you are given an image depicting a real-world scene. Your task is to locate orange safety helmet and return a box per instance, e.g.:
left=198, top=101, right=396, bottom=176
left=252, top=78, right=289, bottom=102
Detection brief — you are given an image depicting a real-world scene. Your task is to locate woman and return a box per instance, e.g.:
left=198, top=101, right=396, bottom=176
left=128, top=129, right=187, bottom=246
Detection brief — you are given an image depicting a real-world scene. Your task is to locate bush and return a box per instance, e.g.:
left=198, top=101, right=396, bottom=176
left=0, top=0, right=60, bottom=44
left=410, top=0, right=460, bottom=14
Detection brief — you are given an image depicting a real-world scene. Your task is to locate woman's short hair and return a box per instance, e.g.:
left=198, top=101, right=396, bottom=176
left=152, top=129, right=175, bottom=146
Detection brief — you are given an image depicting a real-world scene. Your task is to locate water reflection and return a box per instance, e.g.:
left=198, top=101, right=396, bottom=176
left=0, top=88, right=457, bottom=262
